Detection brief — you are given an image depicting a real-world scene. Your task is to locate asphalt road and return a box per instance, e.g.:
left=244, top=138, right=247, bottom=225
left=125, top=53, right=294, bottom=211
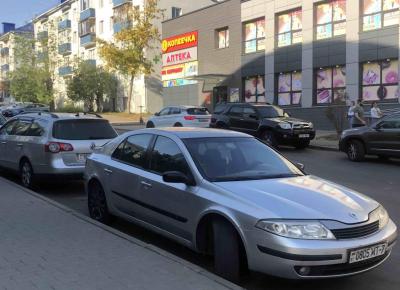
left=2, top=145, right=399, bottom=290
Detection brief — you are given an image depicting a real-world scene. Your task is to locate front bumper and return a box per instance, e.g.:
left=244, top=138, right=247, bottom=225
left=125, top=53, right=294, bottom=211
left=274, top=129, right=316, bottom=144
left=245, top=219, right=397, bottom=279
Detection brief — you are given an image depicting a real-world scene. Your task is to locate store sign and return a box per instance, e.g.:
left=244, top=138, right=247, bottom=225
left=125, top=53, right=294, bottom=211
left=162, top=61, right=198, bottom=81
left=162, top=31, right=198, bottom=54
left=162, top=47, right=198, bottom=67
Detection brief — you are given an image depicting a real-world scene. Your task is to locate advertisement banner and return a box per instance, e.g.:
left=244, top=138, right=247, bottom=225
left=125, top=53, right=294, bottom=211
left=161, top=61, right=199, bottom=81
left=162, top=47, right=198, bottom=67
left=162, top=31, right=198, bottom=54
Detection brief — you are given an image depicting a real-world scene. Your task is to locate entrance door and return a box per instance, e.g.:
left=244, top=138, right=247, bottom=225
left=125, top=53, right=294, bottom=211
left=213, top=86, right=228, bottom=107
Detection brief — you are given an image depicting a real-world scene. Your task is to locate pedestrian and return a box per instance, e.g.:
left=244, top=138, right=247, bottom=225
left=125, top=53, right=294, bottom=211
left=370, top=101, right=383, bottom=122
left=352, top=99, right=366, bottom=128
left=347, top=101, right=355, bottom=128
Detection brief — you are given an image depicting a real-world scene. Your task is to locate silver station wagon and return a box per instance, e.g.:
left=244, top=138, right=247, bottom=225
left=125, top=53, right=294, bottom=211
left=84, top=128, right=397, bottom=281
left=0, top=112, right=117, bottom=188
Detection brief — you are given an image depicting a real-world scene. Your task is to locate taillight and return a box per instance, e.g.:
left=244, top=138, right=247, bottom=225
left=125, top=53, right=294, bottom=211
left=184, top=115, right=196, bottom=121
left=45, top=142, right=74, bottom=153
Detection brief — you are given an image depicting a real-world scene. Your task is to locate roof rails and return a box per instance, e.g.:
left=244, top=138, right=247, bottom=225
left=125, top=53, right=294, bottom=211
left=19, top=111, right=59, bottom=118
left=74, top=112, right=103, bottom=118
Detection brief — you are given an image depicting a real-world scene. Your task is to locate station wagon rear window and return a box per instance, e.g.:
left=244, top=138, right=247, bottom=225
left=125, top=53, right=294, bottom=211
left=186, top=108, right=210, bottom=115
left=53, top=119, right=117, bottom=140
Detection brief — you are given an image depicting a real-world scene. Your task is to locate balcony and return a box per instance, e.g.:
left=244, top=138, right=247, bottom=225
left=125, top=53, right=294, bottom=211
left=58, top=19, right=71, bottom=30
left=0, top=47, right=9, bottom=56
left=80, top=8, right=96, bottom=21
left=113, top=22, right=131, bottom=33
left=113, top=0, right=130, bottom=8
left=1, top=64, right=10, bottom=72
left=58, top=43, right=72, bottom=55
left=59, top=66, right=73, bottom=76
left=37, top=30, right=48, bottom=41
left=80, top=33, right=96, bottom=48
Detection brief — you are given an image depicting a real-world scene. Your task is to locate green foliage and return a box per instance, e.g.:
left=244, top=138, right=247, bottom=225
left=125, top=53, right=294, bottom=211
left=97, top=0, right=163, bottom=113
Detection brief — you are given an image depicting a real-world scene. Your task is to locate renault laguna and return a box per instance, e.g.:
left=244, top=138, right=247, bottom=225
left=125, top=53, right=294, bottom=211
left=84, top=128, right=397, bottom=281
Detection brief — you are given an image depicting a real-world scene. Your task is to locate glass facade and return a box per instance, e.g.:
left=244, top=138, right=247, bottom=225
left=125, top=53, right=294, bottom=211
left=363, top=0, right=400, bottom=31
left=243, top=18, right=265, bottom=53
left=316, top=0, right=346, bottom=40
left=277, top=9, right=302, bottom=47
left=244, top=76, right=265, bottom=103
left=277, top=71, right=302, bottom=106
left=316, top=66, right=346, bottom=104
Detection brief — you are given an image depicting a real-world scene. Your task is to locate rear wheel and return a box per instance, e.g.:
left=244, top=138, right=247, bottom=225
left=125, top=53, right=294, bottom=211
left=212, top=219, right=244, bottom=282
left=88, top=181, right=111, bottom=224
left=146, top=121, right=155, bottom=128
left=260, top=130, right=277, bottom=148
left=347, top=140, right=365, bottom=162
left=20, top=160, right=35, bottom=189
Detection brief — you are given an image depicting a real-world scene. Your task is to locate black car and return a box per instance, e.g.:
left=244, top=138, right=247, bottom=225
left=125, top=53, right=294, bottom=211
left=339, top=112, right=400, bottom=161
left=210, top=103, right=315, bottom=149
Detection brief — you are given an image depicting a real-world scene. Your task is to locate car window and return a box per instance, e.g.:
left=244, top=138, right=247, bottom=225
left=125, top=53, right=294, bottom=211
left=187, top=108, right=210, bottom=115
left=257, top=106, right=285, bottom=118
left=228, top=106, right=243, bottom=117
left=243, top=107, right=256, bottom=116
left=159, top=108, right=170, bottom=116
left=170, top=107, right=181, bottom=115
left=116, top=134, right=153, bottom=168
left=213, top=104, right=227, bottom=114
left=53, top=119, right=117, bottom=140
left=0, top=120, right=17, bottom=136
left=150, top=136, right=191, bottom=176
left=12, top=120, right=32, bottom=136
left=379, top=117, right=400, bottom=129
left=25, top=121, right=46, bottom=137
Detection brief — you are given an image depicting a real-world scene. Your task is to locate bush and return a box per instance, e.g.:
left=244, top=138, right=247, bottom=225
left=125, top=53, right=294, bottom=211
left=55, top=103, right=84, bottom=113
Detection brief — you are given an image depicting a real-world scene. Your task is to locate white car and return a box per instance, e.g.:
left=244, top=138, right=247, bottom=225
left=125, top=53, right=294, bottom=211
left=146, top=106, right=211, bottom=128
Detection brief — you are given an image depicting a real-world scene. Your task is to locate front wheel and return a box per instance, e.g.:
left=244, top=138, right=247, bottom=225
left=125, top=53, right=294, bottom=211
left=260, top=130, right=278, bottom=148
left=88, top=181, right=111, bottom=224
left=347, top=140, right=365, bottom=162
left=146, top=121, right=155, bottom=128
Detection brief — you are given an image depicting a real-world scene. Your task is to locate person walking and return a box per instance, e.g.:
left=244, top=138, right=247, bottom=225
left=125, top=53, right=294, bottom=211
left=370, top=101, right=383, bottom=122
left=352, top=99, right=366, bottom=128
left=347, top=101, right=355, bottom=128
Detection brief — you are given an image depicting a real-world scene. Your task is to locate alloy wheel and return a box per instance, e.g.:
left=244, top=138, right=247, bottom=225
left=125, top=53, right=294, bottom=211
left=21, top=162, right=33, bottom=188
left=88, top=184, right=107, bottom=222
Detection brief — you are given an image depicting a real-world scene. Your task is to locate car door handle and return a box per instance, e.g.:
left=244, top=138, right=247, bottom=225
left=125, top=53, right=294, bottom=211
left=141, top=181, right=152, bottom=188
left=104, top=168, right=113, bottom=174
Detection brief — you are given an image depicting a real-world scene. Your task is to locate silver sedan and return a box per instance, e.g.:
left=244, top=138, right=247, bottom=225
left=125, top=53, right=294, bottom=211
left=84, top=128, right=397, bottom=281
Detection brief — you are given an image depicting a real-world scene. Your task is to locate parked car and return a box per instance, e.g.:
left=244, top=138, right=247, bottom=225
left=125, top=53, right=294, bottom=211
left=210, top=103, right=315, bottom=149
left=146, top=106, right=211, bottom=128
left=339, top=112, right=400, bottom=161
left=22, top=103, right=50, bottom=113
left=0, top=112, right=117, bottom=188
left=1, top=105, right=25, bottom=118
left=85, top=128, right=396, bottom=281
left=0, top=114, right=6, bottom=127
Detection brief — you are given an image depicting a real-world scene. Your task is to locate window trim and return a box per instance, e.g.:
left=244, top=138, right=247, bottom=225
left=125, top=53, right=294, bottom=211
left=314, top=65, right=347, bottom=106
left=243, top=17, right=266, bottom=54
left=362, top=0, right=400, bottom=32
left=314, top=0, right=347, bottom=41
left=276, top=71, right=302, bottom=107
left=276, top=8, right=303, bottom=48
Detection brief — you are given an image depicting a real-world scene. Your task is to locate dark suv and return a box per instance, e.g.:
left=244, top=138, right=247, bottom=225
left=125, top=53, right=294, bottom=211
left=210, top=103, right=315, bottom=148
left=339, top=112, right=400, bottom=161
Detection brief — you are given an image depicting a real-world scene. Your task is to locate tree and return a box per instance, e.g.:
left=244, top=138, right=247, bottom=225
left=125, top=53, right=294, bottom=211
left=97, top=0, right=162, bottom=113
left=67, top=60, right=118, bottom=112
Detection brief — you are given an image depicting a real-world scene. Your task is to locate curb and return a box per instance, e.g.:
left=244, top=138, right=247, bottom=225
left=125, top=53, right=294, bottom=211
left=0, top=177, right=244, bottom=290
left=309, top=145, right=339, bottom=152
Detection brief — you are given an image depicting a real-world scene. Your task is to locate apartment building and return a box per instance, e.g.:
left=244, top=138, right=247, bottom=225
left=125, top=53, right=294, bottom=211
left=0, top=23, right=34, bottom=103
left=32, top=0, right=216, bottom=112
left=162, top=0, right=400, bottom=129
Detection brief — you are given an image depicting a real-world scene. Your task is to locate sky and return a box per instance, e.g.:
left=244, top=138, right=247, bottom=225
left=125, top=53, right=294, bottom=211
left=0, top=0, right=60, bottom=29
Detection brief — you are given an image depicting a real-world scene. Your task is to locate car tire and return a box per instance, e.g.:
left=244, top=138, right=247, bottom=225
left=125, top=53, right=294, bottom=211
left=347, top=140, right=365, bottom=162
left=295, top=140, right=310, bottom=150
left=212, top=218, right=243, bottom=282
left=174, top=123, right=183, bottom=127
left=146, top=121, right=155, bottom=128
left=20, top=160, right=36, bottom=189
left=260, top=130, right=278, bottom=148
left=88, top=181, right=112, bottom=225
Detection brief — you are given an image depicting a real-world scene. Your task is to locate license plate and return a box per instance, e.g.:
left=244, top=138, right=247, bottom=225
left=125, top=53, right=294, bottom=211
left=198, top=119, right=210, bottom=122
left=77, top=154, right=87, bottom=163
left=349, top=243, right=387, bottom=264
left=299, top=134, right=310, bottom=138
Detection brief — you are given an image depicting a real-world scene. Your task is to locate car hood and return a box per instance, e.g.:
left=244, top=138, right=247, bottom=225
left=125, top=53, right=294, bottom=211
left=264, top=116, right=309, bottom=124
left=214, top=175, right=378, bottom=223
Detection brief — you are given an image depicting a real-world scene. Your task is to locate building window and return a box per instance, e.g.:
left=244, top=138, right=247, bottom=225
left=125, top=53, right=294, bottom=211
left=81, top=0, right=91, bottom=11
left=362, top=59, right=399, bottom=101
left=363, top=0, right=399, bottom=31
left=277, top=71, right=302, bottom=106
left=79, top=19, right=95, bottom=36
left=244, top=75, right=266, bottom=103
left=316, top=65, right=346, bottom=104
left=99, top=20, right=104, bottom=34
left=172, top=7, right=182, bottom=19
left=243, top=18, right=265, bottom=54
left=88, top=48, right=96, bottom=59
left=316, top=0, right=346, bottom=40
left=277, top=9, right=302, bottom=47
left=217, top=28, right=229, bottom=49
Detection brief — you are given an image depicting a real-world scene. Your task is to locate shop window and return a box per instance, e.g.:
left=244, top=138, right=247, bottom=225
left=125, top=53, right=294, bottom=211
left=363, top=0, right=399, bottom=31
left=362, top=59, right=399, bottom=101
left=277, top=71, right=302, bottom=106
left=217, top=28, right=229, bottom=49
left=244, top=75, right=265, bottom=103
left=277, top=9, right=302, bottom=47
left=316, top=65, right=346, bottom=104
left=243, top=18, right=265, bottom=54
left=316, top=0, right=346, bottom=40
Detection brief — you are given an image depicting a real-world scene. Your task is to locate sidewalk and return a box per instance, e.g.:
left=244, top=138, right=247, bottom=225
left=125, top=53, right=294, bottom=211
left=0, top=177, right=240, bottom=290
left=310, top=130, right=339, bottom=151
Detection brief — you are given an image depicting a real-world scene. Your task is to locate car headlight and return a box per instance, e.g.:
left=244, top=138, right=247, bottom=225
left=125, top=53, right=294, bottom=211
left=309, top=123, right=314, bottom=129
left=370, top=206, right=389, bottom=229
left=279, top=123, right=292, bottom=130
left=256, top=220, right=336, bottom=240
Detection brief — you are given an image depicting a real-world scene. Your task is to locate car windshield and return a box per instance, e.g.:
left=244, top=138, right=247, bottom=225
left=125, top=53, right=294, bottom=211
left=53, top=119, right=117, bottom=140
left=184, top=137, right=304, bottom=182
left=257, top=106, right=285, bottom=118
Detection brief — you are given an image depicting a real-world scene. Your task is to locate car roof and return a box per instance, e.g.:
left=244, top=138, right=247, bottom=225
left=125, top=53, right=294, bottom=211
left=17, top=112, right=104, bottom=120
left=130, top=127, right=251, bottom=139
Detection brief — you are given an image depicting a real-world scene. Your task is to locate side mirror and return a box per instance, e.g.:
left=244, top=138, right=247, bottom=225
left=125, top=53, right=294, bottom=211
left=163, top=171, right=196, bottom=186
left=296, top=163, right=305, bottom=171
left=155, top=112, right=160, bottom=116
left=284, top=112, right=290, bottom=117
